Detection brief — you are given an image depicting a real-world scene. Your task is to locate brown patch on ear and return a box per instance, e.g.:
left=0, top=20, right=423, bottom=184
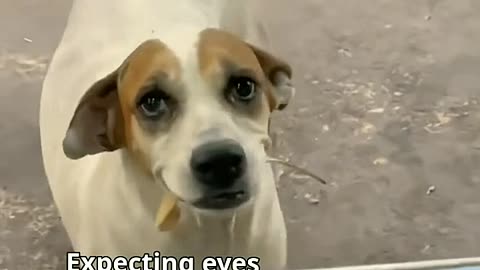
left=247, top=44, right=292, bottom=83
left=63, top=66, right=126, bottom=159
left=63, top=39, right=182, bottom=161
left=246, top=44, right=294, bottom=112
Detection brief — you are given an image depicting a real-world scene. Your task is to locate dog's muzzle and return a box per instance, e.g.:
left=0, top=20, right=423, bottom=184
left=190, top=139, right=250, bottom=209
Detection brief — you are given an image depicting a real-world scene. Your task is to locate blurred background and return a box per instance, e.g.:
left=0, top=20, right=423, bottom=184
left=1, top=0, right=480, bottom=269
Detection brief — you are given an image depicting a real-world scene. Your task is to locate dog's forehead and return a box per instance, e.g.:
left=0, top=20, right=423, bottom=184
left=123, top=28, right=261, bottom=82
left=118, top=28, right=265, bottom=109
left=128, top=40, right=181, bottom=75
left=195, top=28, right=263, bottom=77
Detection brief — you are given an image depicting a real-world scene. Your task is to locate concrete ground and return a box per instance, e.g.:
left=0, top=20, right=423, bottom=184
left=1, top=0, right=480, bottom=269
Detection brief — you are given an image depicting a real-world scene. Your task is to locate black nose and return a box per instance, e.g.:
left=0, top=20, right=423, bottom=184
left=190, top=139, right=247, bottom=189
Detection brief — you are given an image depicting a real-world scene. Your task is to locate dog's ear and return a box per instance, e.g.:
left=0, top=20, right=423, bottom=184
left=248, top=44, right=295, bottom=111
left=62, top=67, right=125, bottom=160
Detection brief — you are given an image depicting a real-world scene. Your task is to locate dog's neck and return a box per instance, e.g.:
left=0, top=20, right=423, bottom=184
left=63, top=0, right=267, bottom=53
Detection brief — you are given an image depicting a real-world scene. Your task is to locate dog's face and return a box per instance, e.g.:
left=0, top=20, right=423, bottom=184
left=62, top=28, right=294, bottom=212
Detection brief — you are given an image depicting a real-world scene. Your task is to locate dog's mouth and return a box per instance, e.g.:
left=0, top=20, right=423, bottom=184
left=193, top=189, right=250, bottom=210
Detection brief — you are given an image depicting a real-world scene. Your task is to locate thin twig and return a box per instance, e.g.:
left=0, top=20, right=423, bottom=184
left=266, top=158, right=327, bottom=185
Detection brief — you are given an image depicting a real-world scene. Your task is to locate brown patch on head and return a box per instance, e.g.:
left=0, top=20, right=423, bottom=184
left=117, top=40, right=181, bottom=147
left=197, top=28, right=293, bottom=112
left=62, top=39, right=181, bottom=168
left=119, top=40, right=181, bottom=172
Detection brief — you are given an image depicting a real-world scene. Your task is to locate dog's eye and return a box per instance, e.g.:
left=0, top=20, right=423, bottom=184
left=137, top=90, right=170, bottom=119
left=228, top=76, right=257, bottom=102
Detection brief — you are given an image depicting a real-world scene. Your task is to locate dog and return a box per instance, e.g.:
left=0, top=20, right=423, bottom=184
left=39, top=0, right=295, bottom=269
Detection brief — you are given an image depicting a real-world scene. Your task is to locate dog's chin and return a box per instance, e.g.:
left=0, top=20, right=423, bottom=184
left=194, top=189, right=250, bottom=209
left=157, top=179, right=252, bottom=212
left=190, top=198, right=254, bottom=217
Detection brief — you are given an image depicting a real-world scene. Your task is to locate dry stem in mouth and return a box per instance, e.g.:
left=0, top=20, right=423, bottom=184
left=266, top=157, right=328, bottom=185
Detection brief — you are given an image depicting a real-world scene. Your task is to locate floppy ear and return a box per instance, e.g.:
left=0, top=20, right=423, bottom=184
left=248, top=44, right=295, bottom=111
left=62, top=68, right=125, bottom=160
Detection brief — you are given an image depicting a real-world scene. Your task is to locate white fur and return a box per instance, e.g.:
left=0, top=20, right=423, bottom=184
left=39, top=0, right=286, bottom=269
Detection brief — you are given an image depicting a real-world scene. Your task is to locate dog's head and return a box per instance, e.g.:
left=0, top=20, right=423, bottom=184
left=62, top=28, right=294, bottom=215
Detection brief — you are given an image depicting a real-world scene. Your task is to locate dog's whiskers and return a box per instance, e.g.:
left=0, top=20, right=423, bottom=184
left=228, top=212, right=237, bottom=255
left=229, top=212, right=237, bottom=234
left=194, top=212, right=202, bottom=228
left=266, top=157, right=328, bottom=185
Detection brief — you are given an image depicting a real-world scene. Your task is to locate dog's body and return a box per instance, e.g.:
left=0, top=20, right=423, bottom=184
left=40, top=1, right=294, bottom=269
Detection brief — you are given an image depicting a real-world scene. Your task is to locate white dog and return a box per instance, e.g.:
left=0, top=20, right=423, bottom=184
left=39, top=0, right=295, bottom=269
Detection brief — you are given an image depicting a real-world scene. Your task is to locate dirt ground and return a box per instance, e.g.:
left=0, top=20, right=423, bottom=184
left=1, top=0, right=480, bottom=269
